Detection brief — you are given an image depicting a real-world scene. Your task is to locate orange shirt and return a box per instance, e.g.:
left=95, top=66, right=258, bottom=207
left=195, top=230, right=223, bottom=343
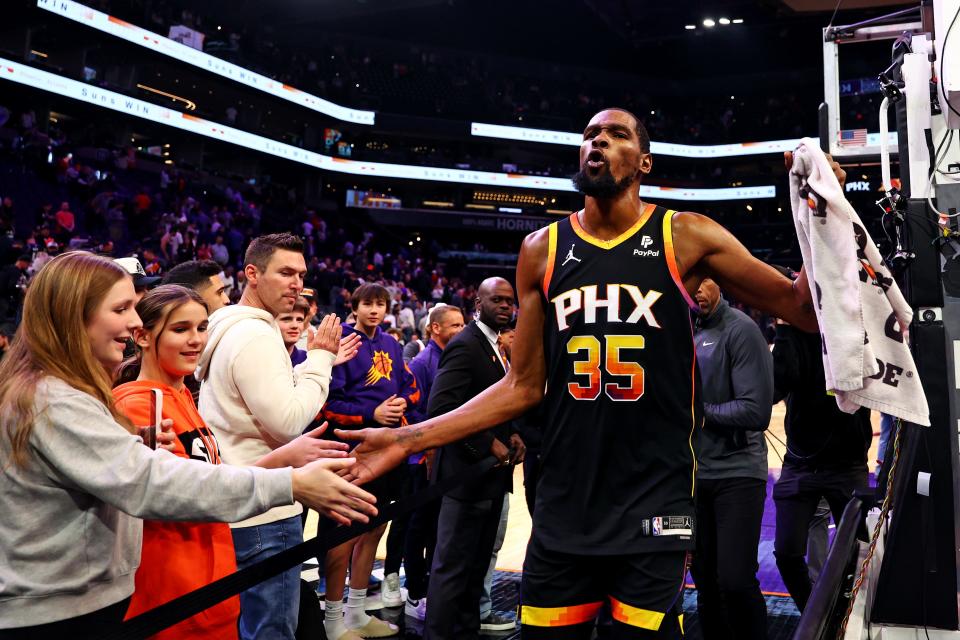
left=113, top=380, right=239, bottom=640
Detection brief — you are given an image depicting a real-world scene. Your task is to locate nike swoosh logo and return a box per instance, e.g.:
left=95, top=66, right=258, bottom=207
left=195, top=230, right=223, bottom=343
left=702, top=341, right=715, bottom=346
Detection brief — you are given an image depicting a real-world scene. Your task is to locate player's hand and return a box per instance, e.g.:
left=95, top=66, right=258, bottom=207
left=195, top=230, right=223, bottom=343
left=309, top=314, right=342, bottom=355
left=825, top=153, right=846, bottom=188
left=508, top=433, right=526, bottom=465
left=335, top=427, right=413, bottom=484
left=291, top=458, right=378, bottom=526
left=157, top=419, right=177, bottom=453
left=490, top=437, right=511, bottom=466
left=334, top=332, right=362, bottom=366
left=784, top=150, right=846, bottom=188
left=272, top=422, right=350, bottom=468
left=373, top=395, right=404, bottom=426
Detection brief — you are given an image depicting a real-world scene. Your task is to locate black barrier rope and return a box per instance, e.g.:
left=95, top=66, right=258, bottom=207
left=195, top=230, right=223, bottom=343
left=107, top=456, right=501, bottom=640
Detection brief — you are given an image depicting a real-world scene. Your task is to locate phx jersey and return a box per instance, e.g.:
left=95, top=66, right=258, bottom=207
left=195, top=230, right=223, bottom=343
left=537, top=204, right=702, bottom=555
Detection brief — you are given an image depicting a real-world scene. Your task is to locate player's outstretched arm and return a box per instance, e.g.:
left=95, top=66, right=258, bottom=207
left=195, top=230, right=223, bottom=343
left=336, top=228, right=550, bottom=484
left=672, top=212, right=818, bottom=332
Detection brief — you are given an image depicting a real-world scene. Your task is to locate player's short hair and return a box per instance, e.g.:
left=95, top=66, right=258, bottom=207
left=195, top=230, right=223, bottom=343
left=244, top=233, right=303, bottom=272
left=351, top=283, right=390, bottom=310
left=597, top=107, right=651, bottom=154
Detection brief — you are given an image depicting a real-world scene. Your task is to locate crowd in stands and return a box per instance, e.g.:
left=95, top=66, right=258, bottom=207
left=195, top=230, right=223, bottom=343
left=0, top=121, right=486, bottom=341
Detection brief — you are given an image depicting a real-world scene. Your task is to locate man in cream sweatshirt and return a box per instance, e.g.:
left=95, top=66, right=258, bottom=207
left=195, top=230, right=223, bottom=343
left=197, top=232, right=359, bottom=640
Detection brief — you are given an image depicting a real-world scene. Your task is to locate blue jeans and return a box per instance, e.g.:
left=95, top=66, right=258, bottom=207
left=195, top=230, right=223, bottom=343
left=231, top=515, right=303, bottom=640
left=878, top=412, right=895, bottom=464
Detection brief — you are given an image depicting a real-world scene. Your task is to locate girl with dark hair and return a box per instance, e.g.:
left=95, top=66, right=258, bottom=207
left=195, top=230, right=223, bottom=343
left=114, top=284, right=352, bottom=639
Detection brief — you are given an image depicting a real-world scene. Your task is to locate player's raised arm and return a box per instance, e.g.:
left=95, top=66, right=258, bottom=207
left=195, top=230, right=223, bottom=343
left=671, top=211, right=818, bottom=332
left=336, top=228, right=550, bottom=483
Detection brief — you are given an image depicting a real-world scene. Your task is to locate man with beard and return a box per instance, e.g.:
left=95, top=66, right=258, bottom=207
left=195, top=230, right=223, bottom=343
left=340, top=108, right=841, bottom=639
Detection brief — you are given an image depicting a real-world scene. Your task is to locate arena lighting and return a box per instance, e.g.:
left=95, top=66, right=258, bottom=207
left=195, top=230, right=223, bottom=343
left=0, top=59, right=777, bottom=200
left=703, top=18, right=716, bottom=27
left=35, top=0, right=375, bottom=125
left=719, top=18, right=731, bottom=25
left=733, top=18, right=744, bottom=24
left=136, top=83, right=196, bottom=110
left=470, top=122, right=898, bottom=158
left=29, top=49, right=48, bottom=58
left=685, top=24, right=697, bottom=30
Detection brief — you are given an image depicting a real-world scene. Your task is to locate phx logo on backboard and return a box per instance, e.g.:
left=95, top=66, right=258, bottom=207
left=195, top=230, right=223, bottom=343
left=365, top=351, right=394, bottom=386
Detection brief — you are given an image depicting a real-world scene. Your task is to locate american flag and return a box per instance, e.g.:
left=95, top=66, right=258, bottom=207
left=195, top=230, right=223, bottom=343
left=838, top=129, right=867, bottom=147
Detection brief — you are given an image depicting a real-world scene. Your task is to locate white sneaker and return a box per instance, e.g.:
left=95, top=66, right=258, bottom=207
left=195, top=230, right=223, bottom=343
left=381, top=572, right=403, bottom=608
left=405, top=596, right=427, bottom=620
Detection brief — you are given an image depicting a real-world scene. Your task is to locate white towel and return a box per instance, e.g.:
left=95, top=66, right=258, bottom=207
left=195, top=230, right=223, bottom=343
left=789, top=139, right=930, bottom=426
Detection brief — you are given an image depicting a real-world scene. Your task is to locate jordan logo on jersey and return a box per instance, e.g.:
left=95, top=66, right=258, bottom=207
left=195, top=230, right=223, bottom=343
left=551, top=284, right=663, bottom=331
left=562, top=243, right=581, bottom=267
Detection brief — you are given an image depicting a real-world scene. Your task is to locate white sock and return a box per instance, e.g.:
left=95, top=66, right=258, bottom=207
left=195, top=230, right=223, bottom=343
left=324, top=600, right=349, bottom=639
left=345, top=587, right=371, bottom=629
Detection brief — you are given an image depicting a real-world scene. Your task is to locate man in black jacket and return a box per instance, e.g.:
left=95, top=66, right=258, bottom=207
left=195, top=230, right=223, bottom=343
left=771, top=318, right=871, bottom=611
left=425, top=277, right=525, bottom=640
left=691, top=278, right=774, bottom=640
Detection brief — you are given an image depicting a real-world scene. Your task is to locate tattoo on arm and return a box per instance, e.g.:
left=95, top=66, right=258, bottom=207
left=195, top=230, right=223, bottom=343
left=396, top=429, right=422, bottom=446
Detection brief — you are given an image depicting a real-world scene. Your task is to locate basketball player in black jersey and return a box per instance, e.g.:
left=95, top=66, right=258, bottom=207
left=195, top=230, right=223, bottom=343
left=339, top=108, right=842, bottom=638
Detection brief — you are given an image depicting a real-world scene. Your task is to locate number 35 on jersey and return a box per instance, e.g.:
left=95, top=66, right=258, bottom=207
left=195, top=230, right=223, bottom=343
left=551, top=283, right=664, bottom=403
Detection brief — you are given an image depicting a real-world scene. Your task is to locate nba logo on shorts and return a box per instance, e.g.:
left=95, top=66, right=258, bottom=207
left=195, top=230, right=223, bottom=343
left=652, top=517, right=662, bottom=536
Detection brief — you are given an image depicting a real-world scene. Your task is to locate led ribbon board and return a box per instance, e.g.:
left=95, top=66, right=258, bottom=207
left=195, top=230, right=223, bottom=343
left=0, top=59, right=776, bottom=199
left=470, top=123, right=898, bottom=158
left=36, top=0, right=376, bottom=125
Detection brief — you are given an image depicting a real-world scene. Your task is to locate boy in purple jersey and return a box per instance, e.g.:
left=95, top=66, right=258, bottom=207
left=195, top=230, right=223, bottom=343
left=321, top=283, right=419, bottom=640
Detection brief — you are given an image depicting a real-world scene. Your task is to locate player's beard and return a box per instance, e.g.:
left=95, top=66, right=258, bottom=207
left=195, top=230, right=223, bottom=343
left=572, top=168, right=634, bottom=199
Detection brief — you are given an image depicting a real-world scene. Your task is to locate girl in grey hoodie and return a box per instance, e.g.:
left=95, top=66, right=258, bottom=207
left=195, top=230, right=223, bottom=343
left=0, top=252, right=377, bottom=637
